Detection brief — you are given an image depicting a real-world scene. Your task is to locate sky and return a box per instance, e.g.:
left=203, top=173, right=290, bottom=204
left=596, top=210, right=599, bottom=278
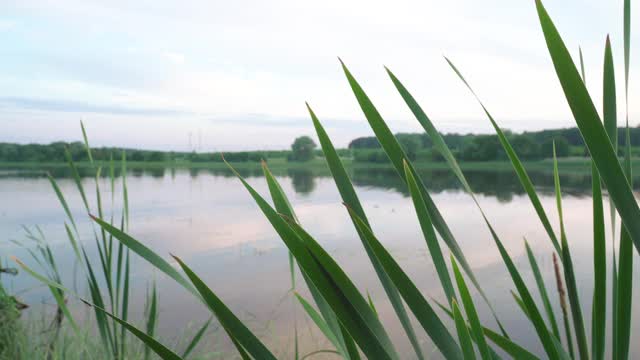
left=1, top=0, right=638, bottom=151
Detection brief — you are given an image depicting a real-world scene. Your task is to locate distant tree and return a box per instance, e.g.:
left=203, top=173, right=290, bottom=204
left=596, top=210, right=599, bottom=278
left=130, top=151, right=145, bottom=162
left=397, top=135, right=420, bottom=160
left=460, top=135, right=504, bottom=161
left=425, top=148, right=446, bottom=162
left=147, top=151, right=166, bottom=162
left=289, top=136, right=317, bottom=162
left=541, top=136, right=570, bottom=158
left=348, top=137, right=380, bottom=149
left=511, top=135, right=541, bottom=160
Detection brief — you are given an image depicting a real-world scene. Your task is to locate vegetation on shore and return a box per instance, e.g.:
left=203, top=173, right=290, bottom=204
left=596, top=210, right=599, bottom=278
left=4, top=126, right=640, bottom=166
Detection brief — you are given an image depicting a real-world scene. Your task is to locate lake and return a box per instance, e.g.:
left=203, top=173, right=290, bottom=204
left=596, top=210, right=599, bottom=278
left=1, top=165, right=639, bottom=358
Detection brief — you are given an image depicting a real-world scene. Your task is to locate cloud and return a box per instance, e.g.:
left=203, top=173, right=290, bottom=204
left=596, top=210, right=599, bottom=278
left=0, top=97, right=189, bottom=117
left=162, top=51, right=185, bottom=65
left=0, top=19, right=16, bottom=31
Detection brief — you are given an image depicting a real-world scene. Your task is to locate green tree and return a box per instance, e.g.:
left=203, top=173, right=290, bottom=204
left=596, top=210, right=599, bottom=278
left=460, top=135, right=504, bottom=161
left=541, top=136, right=570, bottom=158
left=511, top=135, right=541, bottom=160
left=289, top=136, right=317, bottom=162
left=147, top=151, right=167, bottom=162
left=397, top=135, right=421, bottom=160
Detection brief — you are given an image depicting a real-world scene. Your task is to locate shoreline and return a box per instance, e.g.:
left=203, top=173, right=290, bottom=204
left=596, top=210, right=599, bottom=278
left=2, top=157, right=639, bottom=174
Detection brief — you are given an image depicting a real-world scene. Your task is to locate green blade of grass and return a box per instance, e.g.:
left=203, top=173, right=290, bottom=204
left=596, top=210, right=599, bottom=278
left=603, top=34, right=618, bottom=215
left=83, top=247, right=116, bottom=355
left=510, top=292, right=574, bottom=360
left=440, top=59, right=564, bottom=354
left=120, top=248, right=130, bottom=357
left=578, top=47, right=586, bottom=83
left=294, top=293, right=342, bottom=353
left=93, top=168, right=115, bottom=314
left=443, top=57, right=562, bottom=256
left=451, top=257, right=491, bottom=360
left=525, top=240, right=561, bottom=340
left=435, top=301, right=540, bottom=360
left=623, top=0, right=630, bottom=98
left=590, top=162, right=604, bottom=360
left=511, top=291, right=530, bottom=320
left=308, top=104, right=425, bottom=360
left=84, top=300, right=183, bottom=360
left=535, top=0, right=640, bottom=255
left=302, top=271, right=354, bottom=359
left=260, top=162, right=355, bottom=359
left=285, top=220, right=399, bottom=358
left=346, top=207, right=463, bottom=359
left=591, top=35, right=615, bottom=360
left=386, top=68, right=510, bottom=336
left=404, top=160, right=456, bottom=304
left=144, top=283, right=159, bottom=360
left=366, top=291, right=378, bottom=318
left=615, top=124, right=633, bottom=360
left=452, top=300, right=477, bottom=360
left=226, top=162, right=398, bottom=360
left=48, top=174, right=79, bottom=234
left=340, top=60, right=483, bottom=318
left=181, top=317, right=213, bottom=359
left=616, top=0, right=633, bottom=350
left=49, top=284, right=80, bottom=335
left=91, top=216, right=199, bottom=299
left=64, top=223, right=82, bottom=263
left=64, top=147, right=91, bottom=214
left=485, top=220, right=558, bottom=359
left=110, top=153, right=116, bottom=205
left=80, top=120, right=93, bottom=164
left=611, top=251, right=618, bottom=360
left=172, top=255, right=278, bottom=360
left=553, top=147, right=589, bottom=360
left=122, top=151, right=129, bottom=230
left=262, top=161, right=297, bottom=289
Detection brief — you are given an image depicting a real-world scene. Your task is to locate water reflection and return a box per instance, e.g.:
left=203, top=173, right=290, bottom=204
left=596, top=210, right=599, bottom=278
left=352, top=167, right=607, bottom=200
left=288, top=169, right=316, bottom=195
left=3, top=165, right=635, bottom=200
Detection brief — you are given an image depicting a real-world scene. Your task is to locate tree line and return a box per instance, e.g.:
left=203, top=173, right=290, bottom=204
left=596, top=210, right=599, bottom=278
left=2, top=127, right=638, bottom=164
left=349, top=127, right=640, bottom=163
left=0, top=136, right=324, bottom=164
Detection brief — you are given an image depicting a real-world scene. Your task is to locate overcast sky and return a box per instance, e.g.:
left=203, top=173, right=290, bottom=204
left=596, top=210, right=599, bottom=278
left=1, top=0, right=638, bottom=151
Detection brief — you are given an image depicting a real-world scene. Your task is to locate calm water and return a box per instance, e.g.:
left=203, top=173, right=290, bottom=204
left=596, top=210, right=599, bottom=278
left=1, top=166, right=639, bottom=358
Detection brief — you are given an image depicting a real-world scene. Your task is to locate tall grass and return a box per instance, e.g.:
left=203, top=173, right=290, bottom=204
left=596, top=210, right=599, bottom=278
left=16, top=0, right=637, bottom=359
left=10, top=123, right=214, bottom=359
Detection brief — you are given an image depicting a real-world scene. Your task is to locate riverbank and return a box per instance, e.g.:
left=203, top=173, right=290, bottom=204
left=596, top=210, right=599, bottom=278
left=2, top=157, right=639, bottom=174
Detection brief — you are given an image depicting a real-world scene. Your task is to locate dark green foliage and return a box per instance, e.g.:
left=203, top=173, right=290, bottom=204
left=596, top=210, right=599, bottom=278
left=348, top=136, right=381, bottom=149
left=0, top=281, right=25, bottom=358
left=460, top=135, right=506, bottom=161
left=289, top=136, right=317, bottom=162
left=397, top=134, right=420, bottom=160
left=352, top=149, right=390, bottom=163
left=542, top=137, right=570, bottom=158
left=347, top=127, right=640, bottom=163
